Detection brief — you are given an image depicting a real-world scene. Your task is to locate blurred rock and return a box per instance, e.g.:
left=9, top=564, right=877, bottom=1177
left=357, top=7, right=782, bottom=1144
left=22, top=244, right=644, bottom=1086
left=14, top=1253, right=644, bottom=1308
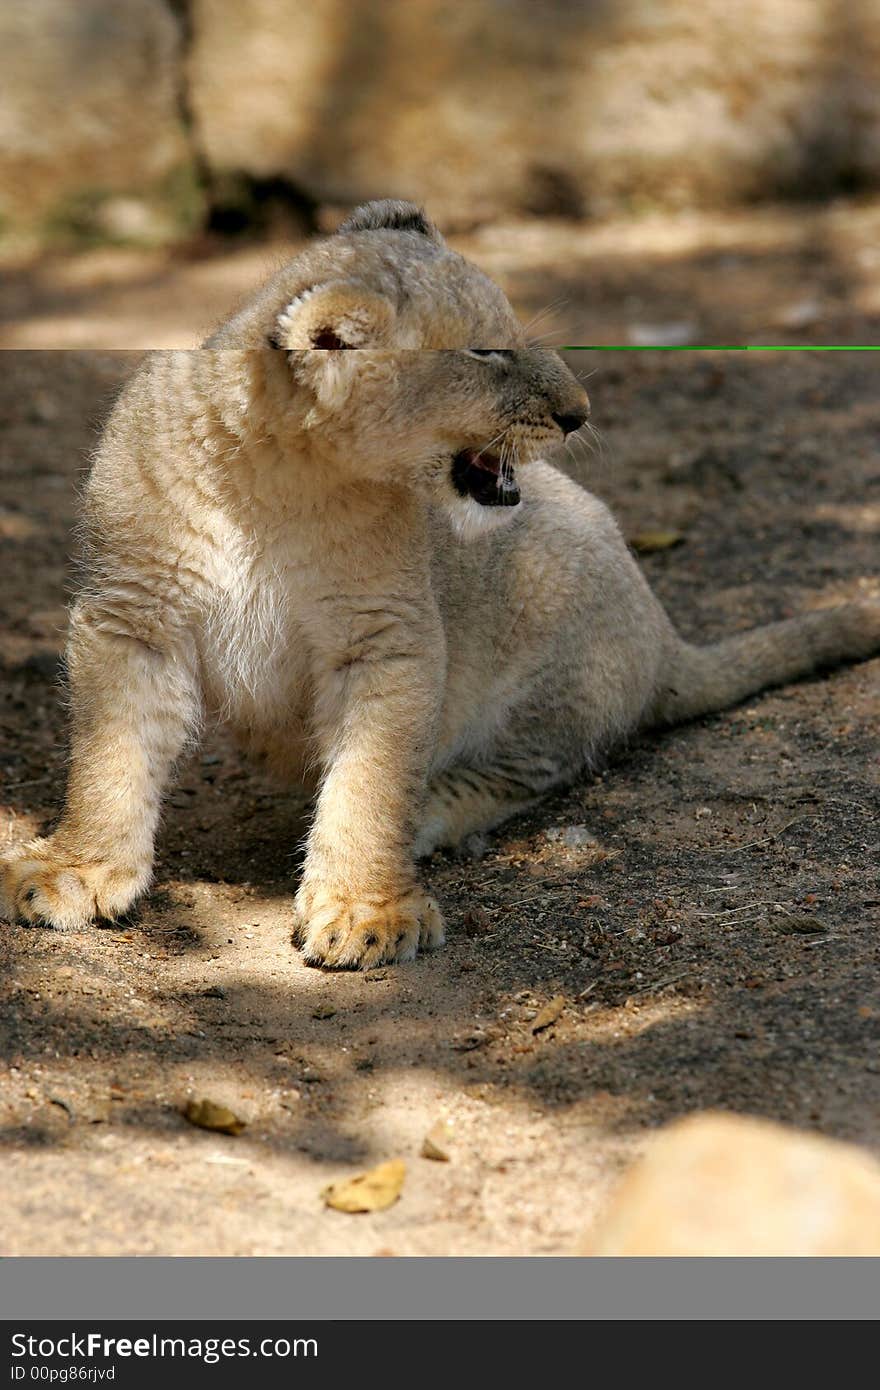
left=775, top=298, right=823, bottom=330
left=4, top=0, right=880, bottom=247
left=188, top=0, right=880, bottom=227
left=627, top=322, right=697, bottom=348
left=546, top=824, right=597, bottom=848
left=0, top=1, right=200, bottom=241
left=579, top=1113, right=880, bottom=1255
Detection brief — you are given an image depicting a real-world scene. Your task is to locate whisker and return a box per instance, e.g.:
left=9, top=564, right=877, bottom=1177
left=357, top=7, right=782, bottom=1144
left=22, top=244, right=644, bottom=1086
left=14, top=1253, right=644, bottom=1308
left=582, top=420, right=612, bottom=469
left=521, top=295, right=570, bottom=337
left=527, top=326, right=569, bottom=347
left=478, top=428, right=508, bottom=457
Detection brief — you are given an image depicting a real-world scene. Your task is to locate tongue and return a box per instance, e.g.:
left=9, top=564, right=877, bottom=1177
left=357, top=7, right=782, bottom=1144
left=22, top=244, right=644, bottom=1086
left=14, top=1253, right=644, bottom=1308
left=452, top=447, right=519, bottom=507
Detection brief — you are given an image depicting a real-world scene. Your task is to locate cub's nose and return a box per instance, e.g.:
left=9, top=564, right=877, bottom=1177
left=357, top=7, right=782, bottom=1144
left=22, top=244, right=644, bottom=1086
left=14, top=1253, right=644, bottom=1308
left=552, top=401, right=590, bottom=435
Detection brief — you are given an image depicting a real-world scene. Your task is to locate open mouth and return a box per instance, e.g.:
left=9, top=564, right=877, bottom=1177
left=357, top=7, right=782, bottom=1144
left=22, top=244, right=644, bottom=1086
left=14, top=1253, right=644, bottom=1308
left=451, top=448, right=520, bottom=507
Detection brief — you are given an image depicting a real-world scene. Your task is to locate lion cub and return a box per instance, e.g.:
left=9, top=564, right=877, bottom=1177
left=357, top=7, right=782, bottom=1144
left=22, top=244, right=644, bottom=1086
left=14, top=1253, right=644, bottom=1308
left=2, top=201, right=878, bottom=968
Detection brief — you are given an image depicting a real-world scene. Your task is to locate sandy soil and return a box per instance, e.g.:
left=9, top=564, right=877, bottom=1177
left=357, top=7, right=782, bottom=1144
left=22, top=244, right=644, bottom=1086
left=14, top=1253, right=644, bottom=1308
left=0, top=213, right=878, bottom=1255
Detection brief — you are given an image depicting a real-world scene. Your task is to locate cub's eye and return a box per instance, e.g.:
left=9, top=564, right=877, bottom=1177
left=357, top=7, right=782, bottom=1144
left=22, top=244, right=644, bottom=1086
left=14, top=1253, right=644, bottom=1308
left=464, top=348, right=513, bottom=361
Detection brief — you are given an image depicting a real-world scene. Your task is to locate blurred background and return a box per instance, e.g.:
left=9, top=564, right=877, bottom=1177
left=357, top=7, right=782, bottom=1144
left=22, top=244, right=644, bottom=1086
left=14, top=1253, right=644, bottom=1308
left=2, top=0, right=880, bottom=346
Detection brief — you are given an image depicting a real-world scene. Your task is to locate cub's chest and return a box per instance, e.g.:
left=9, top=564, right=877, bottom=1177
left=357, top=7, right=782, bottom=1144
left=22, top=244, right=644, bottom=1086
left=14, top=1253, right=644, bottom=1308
left=199, top=543, right=309, bottom=718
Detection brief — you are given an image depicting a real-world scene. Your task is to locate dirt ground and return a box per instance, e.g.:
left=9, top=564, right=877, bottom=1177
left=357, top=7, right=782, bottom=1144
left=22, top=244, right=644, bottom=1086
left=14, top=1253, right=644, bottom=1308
left=3, top=197, right=880, bottom=350
left=0, top=203, right=878, bottom=1256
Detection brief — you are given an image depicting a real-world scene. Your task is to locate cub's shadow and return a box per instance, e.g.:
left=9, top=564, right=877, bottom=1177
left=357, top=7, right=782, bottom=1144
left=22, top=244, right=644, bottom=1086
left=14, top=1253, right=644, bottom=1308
left=152, top=743, right=314, bottom=898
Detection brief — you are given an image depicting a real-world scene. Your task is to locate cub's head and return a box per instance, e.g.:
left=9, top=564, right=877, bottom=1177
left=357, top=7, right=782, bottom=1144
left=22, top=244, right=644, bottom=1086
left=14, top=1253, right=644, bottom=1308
left=206, top=200, right=589, bottom=537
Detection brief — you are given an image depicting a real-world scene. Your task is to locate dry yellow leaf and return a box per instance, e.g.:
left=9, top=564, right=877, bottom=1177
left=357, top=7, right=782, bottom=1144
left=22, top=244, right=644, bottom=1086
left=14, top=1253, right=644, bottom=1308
left=322, top=1159, right=406, bottom=1213
left=421, top=1121, right=453, bottom=1162
left=629, top=530, right=685, bottom=553
left=532, top=995, right=566, bottom=1033
left=774, top=913, right=827, bottom=935
left=183, top=1098, right=246, bottom=1135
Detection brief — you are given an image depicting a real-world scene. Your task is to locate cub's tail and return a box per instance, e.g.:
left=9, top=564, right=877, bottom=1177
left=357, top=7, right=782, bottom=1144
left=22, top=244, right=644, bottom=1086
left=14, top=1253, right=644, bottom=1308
left=649, top=601, right=880, bottom=727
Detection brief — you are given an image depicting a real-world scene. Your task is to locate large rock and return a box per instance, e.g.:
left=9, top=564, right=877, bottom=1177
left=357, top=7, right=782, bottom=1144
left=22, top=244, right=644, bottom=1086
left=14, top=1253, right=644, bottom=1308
left=188, top=0, right=880, bottom=226
left=580, top=1113, right=880, bottom=1256
left=0, top=1, right=199, bottom=241
left=4, top=1, right=880, bottom=245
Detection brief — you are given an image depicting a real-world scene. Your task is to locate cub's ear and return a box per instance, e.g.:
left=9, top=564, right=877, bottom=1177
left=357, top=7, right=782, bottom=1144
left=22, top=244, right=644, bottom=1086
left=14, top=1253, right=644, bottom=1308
left=272, top=280, right=396, bottom=350
left=273, top=281, right=397, bottom=415
left=337, top=199, right=443, bottom=244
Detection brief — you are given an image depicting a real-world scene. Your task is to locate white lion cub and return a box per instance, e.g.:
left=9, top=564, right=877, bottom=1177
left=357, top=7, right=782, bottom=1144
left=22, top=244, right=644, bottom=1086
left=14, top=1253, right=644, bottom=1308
left=2, top=201, right=878, bottom=968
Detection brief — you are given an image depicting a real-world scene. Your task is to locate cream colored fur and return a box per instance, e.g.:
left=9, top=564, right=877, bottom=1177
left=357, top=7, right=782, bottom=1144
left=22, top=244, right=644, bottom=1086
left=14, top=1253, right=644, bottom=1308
left=2, top=201, right=878, bottom=968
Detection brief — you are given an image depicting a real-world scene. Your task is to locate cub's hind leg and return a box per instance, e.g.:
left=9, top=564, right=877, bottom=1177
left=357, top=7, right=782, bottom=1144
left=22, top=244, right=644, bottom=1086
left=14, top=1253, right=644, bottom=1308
left=414, top=748, right=572, bottom=858
left=1, top=605, right=199, bottom=931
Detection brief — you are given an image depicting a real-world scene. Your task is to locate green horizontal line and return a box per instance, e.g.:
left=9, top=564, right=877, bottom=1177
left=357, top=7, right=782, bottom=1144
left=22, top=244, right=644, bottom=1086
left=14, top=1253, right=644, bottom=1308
left=560, top=345, right=880, bottom=351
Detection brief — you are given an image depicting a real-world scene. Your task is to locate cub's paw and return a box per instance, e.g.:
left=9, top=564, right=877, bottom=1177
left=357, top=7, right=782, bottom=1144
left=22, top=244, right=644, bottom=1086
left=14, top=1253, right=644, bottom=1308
left=294, top=885, right=445, bottom=969
left=0, top=839, right=148, bottom=931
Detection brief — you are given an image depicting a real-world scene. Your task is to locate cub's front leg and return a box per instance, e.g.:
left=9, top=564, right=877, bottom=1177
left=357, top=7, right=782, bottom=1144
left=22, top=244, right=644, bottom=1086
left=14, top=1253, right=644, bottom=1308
left=295, top=596, right=446, bottom=969
left=1, top=604, right=198, bottom=931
